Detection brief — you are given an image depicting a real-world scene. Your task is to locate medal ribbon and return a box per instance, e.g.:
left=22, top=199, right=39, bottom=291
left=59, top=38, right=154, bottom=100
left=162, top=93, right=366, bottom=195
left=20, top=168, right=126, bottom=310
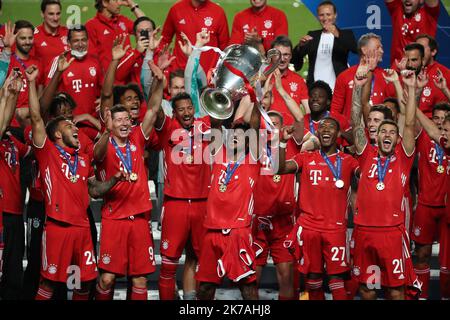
left=223, top=154, right=246, bottom=187
left=377, top=155, right=391, bottom=184
left=111, top=138, right=132, bottom=174
left=8, top=138, right=17, bottom=168
left=309, top=111, right=330, bottom=135
left=13, top=54, right=27, bottom=70
left=435, top=142, right=444, bottom=167
left=55, top=144, right=78, bottom=178
left=320, top=150, right=342, bottom=181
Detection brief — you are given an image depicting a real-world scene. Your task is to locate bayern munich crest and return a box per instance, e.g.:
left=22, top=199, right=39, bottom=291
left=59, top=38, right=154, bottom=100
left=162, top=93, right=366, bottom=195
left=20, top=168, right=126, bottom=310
left=48, top=264, right=58, bottom=274
left=162, top=240, right=169, bottom=250
left=119, top=22, right=126, bottom=31
left=101, top=254, right=111, bottom=265
left=289, top=82, right=298, bottom=92
left=130, top=144, right=137, bottom=152
left=32, top=218, right=40, bottom=229
left=352, top=266, right=361, bottom=276
left=414, top=227, right=421, bottom=237
left=204, top=17, right=213, bottom=27
left=415, top=13, right=422, bottom=22
left=89, top=67, right=97, bottom=77
left=423, top=87, right=431, bottom=97
left=264, top=20, right=272, bottom=29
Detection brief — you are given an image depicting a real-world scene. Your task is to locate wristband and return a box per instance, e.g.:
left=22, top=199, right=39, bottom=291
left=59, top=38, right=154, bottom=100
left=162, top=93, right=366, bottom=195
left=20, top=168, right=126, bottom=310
left=279, top=141, right=287, bottom=148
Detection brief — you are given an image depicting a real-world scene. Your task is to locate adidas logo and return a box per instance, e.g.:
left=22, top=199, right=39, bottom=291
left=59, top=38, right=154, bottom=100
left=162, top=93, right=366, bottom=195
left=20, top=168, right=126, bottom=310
left=67, top=72, right=74, bottom=77
left=398, top=274, right=405, bottom=280
left=41, top=41, right=47, bottom=47
left=308, top=161, right=316, bottom=165
left=179, top=19, right=186, bottom=25
left=243, top=24, right=249, bottom=30
left=104, top=29, right=110, bottom=35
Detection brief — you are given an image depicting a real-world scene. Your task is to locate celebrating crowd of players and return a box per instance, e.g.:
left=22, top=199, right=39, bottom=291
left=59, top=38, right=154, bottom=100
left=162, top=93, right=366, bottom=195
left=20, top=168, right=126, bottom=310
left=0, top=0, right=449, bottom=301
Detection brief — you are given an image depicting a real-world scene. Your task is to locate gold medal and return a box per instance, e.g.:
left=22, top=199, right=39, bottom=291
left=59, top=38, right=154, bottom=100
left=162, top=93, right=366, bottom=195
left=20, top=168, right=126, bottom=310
left=376, top=182, right=385, bottom=191
left=437, top=165, right=445, bottom=174
left=273, top=175, right=281, bottom=183
left=335, top=179, right=344, bottom=189
left=70, top=175, right=78, bottom=183
left=186, top=154, right=193, bottom=164
left=130, top=172, right=138, bottom=182
left=219, top=184, right=227, bottom=193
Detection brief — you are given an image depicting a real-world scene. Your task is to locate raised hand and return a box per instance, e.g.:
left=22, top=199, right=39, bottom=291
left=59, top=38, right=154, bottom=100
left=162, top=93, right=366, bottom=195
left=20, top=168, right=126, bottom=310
left=104, top=108, right=113, bottom=132
left=433, top=68, right=448, bottom=91
left=354, top=63, right=369, bottom=87
left=178, top=32, right=193, bottom=57
left=363, top=49, right=378, bottom=72
left=244, top=27, right=261, bottom=44
left=25, top=65, right=39, bottom=83
left=323, top=23, right=339, bottom=37
left=57, top=51, right=75, bottom=72
left=111, top=34, right=130, bottom=61
left=273, top=69, right=283, bottom=92
left=148, top=60, right=164, bottom=81
left=281, top=125, right=294, bottom=142
left=156, top=44, right=175, bottom=71
left=114, top=170, right=129, bottom=182
left=401, top=69, right=417, bottom=88
left=2, top=21, right=16, bottom=50
left=298, top=35, right=313, bottom=47
left=136, top=35, right=150, bottom=53
left=416, top=70, right=429, bottom=90
left=382, top=69, right=399, bottom=83
left=395, top=57, right=407, bottom=72
left=195, top=30, right=210, bottom=48
left=149, top=27, right=162, bottom=51
left=3, top=70, right=23, bottom=96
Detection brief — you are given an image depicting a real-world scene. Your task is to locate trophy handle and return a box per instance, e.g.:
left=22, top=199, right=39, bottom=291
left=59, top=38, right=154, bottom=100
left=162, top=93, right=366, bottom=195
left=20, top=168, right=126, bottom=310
left=262, top=48, right=281, bottom=77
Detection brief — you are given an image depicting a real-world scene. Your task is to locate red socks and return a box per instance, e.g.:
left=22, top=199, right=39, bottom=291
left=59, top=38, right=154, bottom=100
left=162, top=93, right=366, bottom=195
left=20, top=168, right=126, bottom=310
left=131, top=286, right=148, bottom=300
left=329, top=278, right=347, bottom=300
left=305, top=279, right=325, bottom=300
left=345, top=277, right=360, bottom=300
left=35, top=286, right=53, bottom=300
left=159, top=258, right=179, bottom=300
left=95, top=283, right=114, bottom=300
left=414, top=265, right=430, bottom=299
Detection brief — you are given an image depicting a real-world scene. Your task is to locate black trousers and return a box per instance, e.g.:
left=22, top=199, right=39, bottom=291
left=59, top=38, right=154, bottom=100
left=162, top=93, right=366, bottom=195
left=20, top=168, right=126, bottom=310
left=0, top=213, right=25, bottom=300
left=21, top=199, right=45, bottom=300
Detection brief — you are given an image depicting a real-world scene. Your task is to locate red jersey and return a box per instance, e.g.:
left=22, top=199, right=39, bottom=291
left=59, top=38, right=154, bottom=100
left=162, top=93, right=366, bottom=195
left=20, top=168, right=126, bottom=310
left=31, top=24, right=69, bottom=70
left=156, top=115, right=211, bottom=199
left=270, top=69, right=308, bottom=123
left=205, top=152, right=261, bottom=229
left=0, top=134, right=30, bottom=214
left=115, top=48, right=144, bottom=86
left=293, top=150, right=358, bottom=232
left=417, top=130, right=449, bottom=207
left=419, top=62, right=450, bottom=118
left=47, top=53, right=103, bottom=118
left=7, top=54, right=44, bottom=127
left=386, top=0, right=440, bottom=66
left=355, top=143, right=415, bottom=227
left=253, top=138, right=298, bottom=216
left=85, top=12, right=134, bottom=75
left=161, top=0, right=230, bottom=73
left=331, top=65, right=395, bottom=121
left=229, top=5, right=288, bottom=51
left=33, top=138, right=92, bottom=227
left=96, top=125, right=152, bottom=219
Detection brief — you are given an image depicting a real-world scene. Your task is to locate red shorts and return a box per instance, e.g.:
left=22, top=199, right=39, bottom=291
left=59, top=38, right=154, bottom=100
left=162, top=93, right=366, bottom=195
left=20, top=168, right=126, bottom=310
left=411, top=203, right=446, bottom=245
left=41, top=220, right=97, bottom=283
left=160, top=198, right=206, bottom=259
left=98, top=214, right=156, bottom=276
left=195, top=227, right=256, bottom=284
left=252, top=214, right=294, bottom=266
left=297, top=227, right=349, bottom=275
left=350, top=226, right=410, bottom=288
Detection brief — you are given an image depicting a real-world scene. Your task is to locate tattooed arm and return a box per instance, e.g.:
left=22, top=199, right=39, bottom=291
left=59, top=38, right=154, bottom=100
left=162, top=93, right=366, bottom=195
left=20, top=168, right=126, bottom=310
left=351, top=65, right=369, bottom=155
left=88, top=171, right=127, bottom=199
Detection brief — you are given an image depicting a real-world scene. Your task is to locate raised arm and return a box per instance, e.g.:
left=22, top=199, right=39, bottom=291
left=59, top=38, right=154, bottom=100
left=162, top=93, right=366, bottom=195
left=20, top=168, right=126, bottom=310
left=401, top=70, right=417, bottom=155
left=142, top=61, right=164, bottom=138
left=124, top=0, right=145, bottom=18
left=101, top=35, right=130, bottom=119
left=0, top=73, right=22, bottom=137
left=434, top=68, right=450, bottom=102
left=277, top=126, right=299, bottom=174
left=40, top=52, right=74, bottom=118
left=93, top=110, right=112, bottom=162
left=351, top=65, right=369, bottom=154
left=425, top=0, right=440, bottom=7
left=27, top=66, right=46, bottom=147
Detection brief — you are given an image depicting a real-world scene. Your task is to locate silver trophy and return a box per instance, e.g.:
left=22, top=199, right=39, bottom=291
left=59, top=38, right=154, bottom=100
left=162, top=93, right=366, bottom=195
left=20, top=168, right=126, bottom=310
left=200, top=44, right=281, bottom=120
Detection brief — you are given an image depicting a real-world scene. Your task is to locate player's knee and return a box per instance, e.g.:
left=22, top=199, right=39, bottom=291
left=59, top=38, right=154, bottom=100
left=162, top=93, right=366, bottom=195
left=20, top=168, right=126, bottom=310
left=414, top=244, right=432, bottom=263
left=131, top=276, right=147, bottom=288
left=276, top=262, right=293, bottom=282
left=359, top=284, right=377, bottom=300
left=239, top=281, right=258, bottom=300
left=197, top=282, right=217, bottom=300
left=386, top=286, right=405, bottom=300
left=99, top=273, right=116, bottom=290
